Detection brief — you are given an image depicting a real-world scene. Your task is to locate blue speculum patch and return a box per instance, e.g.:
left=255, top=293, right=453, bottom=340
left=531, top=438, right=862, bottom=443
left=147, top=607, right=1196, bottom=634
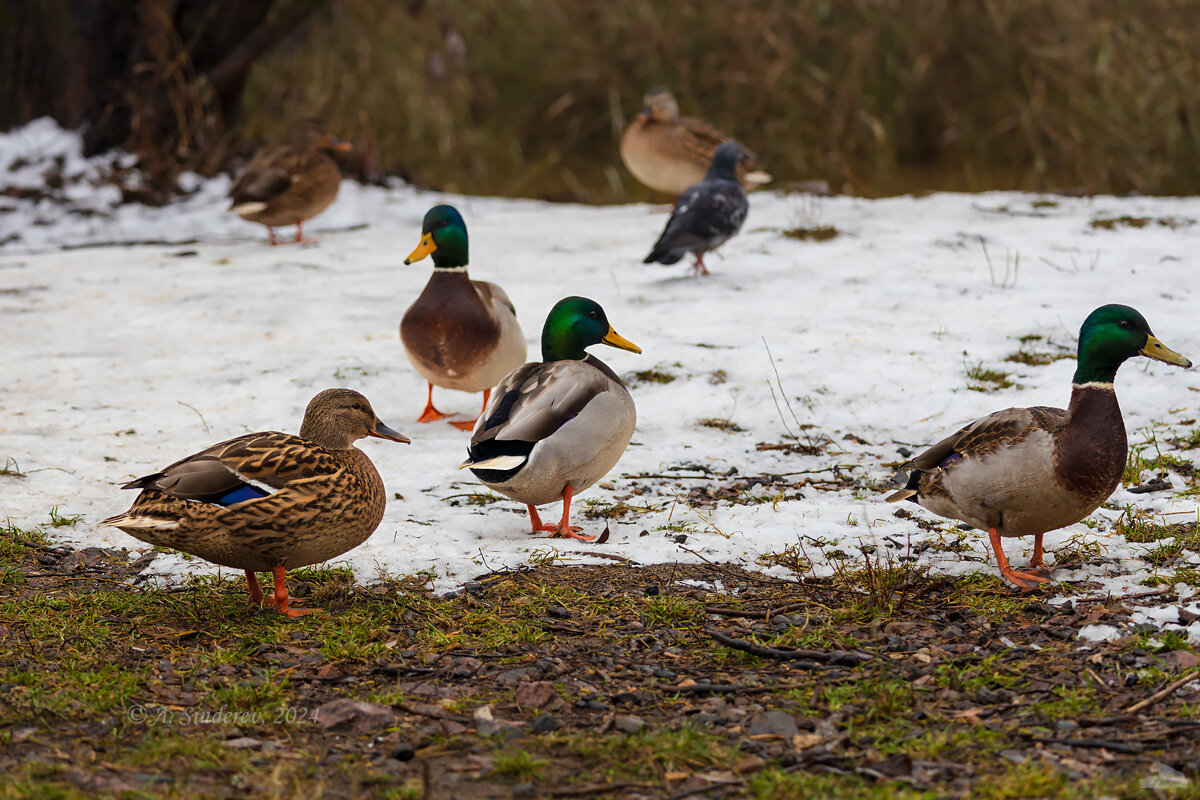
left=215, top=485, right=269, bottom=506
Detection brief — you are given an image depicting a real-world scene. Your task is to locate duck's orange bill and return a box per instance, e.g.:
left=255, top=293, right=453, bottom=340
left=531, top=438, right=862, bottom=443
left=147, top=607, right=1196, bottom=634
left=1141, top=335, right=1192, bottom=368
left=404, top=233, right=437, bottom=265
left=601, top=327, right=642, bottom=354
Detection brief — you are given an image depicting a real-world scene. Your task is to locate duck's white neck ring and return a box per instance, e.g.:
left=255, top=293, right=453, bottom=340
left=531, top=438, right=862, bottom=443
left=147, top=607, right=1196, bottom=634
left=1073, top=381, right=1115, bottom=391
left=433, top=265, right=469, bottom=273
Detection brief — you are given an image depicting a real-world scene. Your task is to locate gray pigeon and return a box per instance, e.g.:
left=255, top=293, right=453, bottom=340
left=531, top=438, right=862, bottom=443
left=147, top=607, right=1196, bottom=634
left=643, top=141, right=749, bottom=275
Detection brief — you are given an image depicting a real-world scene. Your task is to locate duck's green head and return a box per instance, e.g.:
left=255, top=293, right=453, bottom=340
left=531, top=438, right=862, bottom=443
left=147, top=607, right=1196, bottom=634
left=1074, top=304, right=1191, bottom=384
left=404, top=204, right=468, bottom=269
left=541, top=296, right=642, bottom=362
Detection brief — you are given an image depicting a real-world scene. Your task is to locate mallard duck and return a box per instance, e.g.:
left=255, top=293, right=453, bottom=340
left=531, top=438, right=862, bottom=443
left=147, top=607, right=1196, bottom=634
left=229, top=118, right=351, bottom=245
left=459, top=297, right=641, bottom=541
left=887, top=305, right=1191, bottom=589
left=620, top=86, right=770, bottom=198
left=401, top=204, right=527, bottom=430
left=644, top=142, right=749, bottom=276
left=101, top=389, right=408, bottom=616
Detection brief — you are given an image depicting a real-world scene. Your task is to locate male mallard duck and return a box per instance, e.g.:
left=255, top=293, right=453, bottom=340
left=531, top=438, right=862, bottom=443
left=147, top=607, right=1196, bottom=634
left=887, top=305, right=1190, bottom=588
left=401, top=204, right=527, bottom=430
left=644, top=142, right=749, bottom=276
left=229, top=118, right=351, bottom=245
left=620, top=86, right=770, bottom=198
left=459, top=297, right=641, bottom=541
left=101, top=389, right=408, bottom=616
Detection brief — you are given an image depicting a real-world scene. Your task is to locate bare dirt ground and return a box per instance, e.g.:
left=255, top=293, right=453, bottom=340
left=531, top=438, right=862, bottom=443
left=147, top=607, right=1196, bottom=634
left=1, top=532, right=1198, bottom=800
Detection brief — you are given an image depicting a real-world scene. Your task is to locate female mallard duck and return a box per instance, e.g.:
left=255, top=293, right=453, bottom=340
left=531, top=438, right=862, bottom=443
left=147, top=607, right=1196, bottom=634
left=887, top=305, right=1190, bottom=589
left=401, top=204, right=527, bottom=430
left=644, top=142, right=749, bottom=276
left=229, top=118, right=351, bottom=245
left=101, top=389, right=408, bottom=616
left=620, top=86, right=770, bottom=199
left=459, top=297, right=641, bottom=541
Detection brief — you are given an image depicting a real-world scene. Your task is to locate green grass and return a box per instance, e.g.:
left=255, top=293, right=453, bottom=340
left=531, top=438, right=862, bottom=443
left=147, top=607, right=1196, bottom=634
left=965, top=362, right=1018, bottom=392
left=782, top=225, right=839, bottom=241
left=491, top=749, right=548, bottom=779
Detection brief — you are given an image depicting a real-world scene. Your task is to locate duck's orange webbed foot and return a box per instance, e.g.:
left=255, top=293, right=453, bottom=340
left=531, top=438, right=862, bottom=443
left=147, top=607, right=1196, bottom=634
left=417, top=383, right=449, bottom=423
left=525, top=487, right=599, bottom=542
left=264, top=567, right=324, bottom=617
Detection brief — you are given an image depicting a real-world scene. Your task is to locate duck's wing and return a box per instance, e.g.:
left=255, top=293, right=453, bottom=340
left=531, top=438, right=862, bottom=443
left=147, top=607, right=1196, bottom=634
left=121, top=432, right=341, bottom=507
left=463, top=361, right=615, bottom=473
left=888, top=406, right=1066, bottom=501
left=472, top=279, right=517, bottom=317
left=228, top=147, right=296, bottom=208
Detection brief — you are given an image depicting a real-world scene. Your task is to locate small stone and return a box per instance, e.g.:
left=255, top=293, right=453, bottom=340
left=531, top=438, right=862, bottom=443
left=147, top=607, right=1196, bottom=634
left=747, top=710, right=799, bottom=739
left=391, top=743, right=415, bottom=761
left=515, top=681, right=560, bottom=709
left=531, top=713, right=559, bottom=734
left=223, top=737, right=264, bottom=750
left=315, top=698, right=394, bottom=734
left=614, top=715, right=644, bottom=733
left=644, top=585, right=659, bottom=597
left=547, top=606, right=571, bottom=619
left=673, top=534, right=687, bottom=544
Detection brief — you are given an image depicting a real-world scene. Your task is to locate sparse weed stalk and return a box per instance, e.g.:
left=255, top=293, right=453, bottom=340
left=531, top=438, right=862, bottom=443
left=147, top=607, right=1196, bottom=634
left=0, top=457, right=25, bottom=477
left=828, top=539, right=928, bottom=622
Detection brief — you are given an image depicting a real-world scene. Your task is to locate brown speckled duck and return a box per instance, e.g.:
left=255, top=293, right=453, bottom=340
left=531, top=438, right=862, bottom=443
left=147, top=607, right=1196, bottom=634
left=620, top=86, right=770, bottom=199
left=887, top=305, right=1190, bottom=589
left=229, top=118, right=351, bottom=245
left=459, top=297, right=641, bottom=542
left=401, top=204, right=527, bottom=430
left=101, top=389, right=408, bottom=616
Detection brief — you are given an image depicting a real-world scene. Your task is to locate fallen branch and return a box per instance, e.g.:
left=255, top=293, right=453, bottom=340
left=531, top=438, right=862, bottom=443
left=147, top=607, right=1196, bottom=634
left=550, top=782, right=656, bottom=797
left=707, top=629, right=871, bottom=667
left=706, top=601, right=806, bottom=619
left=1124, top=672, right=1198, bottom=714
left=1029, top=736, right=1142, bottom=754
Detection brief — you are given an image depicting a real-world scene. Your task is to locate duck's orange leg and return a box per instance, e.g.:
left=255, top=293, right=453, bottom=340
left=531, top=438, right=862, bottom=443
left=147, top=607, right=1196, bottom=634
left=267, top=227, right=278, bottom=246
left=988, top=528, right=1049, bottom=589
left=1029, top=532, right=1046, bottom=569
left=450, top=389, right=491, bottom=431
left=293, top=219, right=317, bottom=245
left=245, top=570, right=265, bottom=606
left=417, top=383, right=450, bottom=423
left=527, top=486, right=595, bottom=542
left=692, top=251, right=710, bottom=276
left=265, top=566, right=320, bottom=617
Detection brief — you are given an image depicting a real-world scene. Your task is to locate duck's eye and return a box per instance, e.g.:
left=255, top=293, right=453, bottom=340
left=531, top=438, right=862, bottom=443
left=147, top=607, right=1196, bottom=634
left=588, top=310, right=598, bottom=318
left=1119, top=320, right=1131, bottom=329
left=351, top=402, right=362, bottom=410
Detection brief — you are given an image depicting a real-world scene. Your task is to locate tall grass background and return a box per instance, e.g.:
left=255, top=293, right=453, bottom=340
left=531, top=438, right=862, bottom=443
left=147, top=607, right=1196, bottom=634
left=241, top=0, right=1200, bottom=201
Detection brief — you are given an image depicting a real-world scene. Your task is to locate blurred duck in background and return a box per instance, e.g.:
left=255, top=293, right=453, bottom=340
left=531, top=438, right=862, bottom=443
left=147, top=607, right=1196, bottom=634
left=229, top=118, right=350, bottom=245
left=620, top=86, right=770, bottom=199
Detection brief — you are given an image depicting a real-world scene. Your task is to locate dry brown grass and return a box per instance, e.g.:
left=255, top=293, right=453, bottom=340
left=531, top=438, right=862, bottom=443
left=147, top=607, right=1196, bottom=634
left=235, top=1, right=1200, bottom=201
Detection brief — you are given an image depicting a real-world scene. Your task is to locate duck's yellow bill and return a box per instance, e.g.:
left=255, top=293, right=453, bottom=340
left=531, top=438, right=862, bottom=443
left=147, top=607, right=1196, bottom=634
left=1141, top=335, right=1192, bottom=368
left=404, top=233, right=437, bottom=265
left=602, top=327, right=642, bottom=354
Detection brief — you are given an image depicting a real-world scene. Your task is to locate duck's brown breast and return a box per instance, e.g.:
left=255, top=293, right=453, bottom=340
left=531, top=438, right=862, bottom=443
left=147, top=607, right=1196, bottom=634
left=401, top=271, right=501, bottom=381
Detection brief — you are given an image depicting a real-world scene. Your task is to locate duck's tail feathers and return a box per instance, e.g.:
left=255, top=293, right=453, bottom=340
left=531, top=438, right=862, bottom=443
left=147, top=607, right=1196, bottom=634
left=458, top=454, right=527, bottom=471
left=231, top=201, right=269, bottom=217
left=100, top=513, right=180, bottom=531
left=885, top=488, right=917, bottom=503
